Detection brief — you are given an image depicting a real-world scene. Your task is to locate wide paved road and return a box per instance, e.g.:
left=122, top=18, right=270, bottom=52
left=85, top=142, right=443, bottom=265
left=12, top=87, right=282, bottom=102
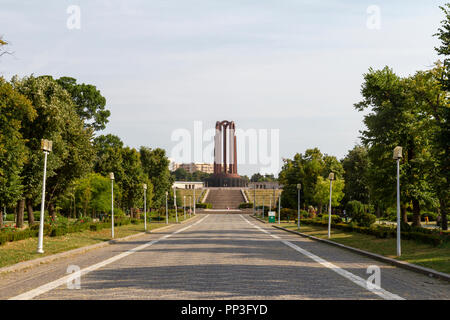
left=1, top=214, right=449, bottom=300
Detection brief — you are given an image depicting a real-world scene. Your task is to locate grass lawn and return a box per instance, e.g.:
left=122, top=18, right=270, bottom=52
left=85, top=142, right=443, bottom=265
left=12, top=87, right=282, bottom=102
left=276, top=221, right=450, bottom=274
left=0, top=214, right=197, bottom=269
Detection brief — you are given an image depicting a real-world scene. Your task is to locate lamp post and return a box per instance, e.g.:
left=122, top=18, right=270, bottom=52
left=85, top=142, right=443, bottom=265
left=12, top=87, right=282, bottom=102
left=165, top=191, right=169, bottom=224
left=253, top=184, right=256, bottom=216
left=262, top=196, right=265, bottom=219
left=393, top=146, right=403, bottom=256
left=110, top=173, right=115, bottom=238
left=143, top=184, right=147, bottom=232
left=189, top=196, right=192, bottom=217
left=327, top=173, right=334, bottom=239
left=37, top=139, right=52, bottom=254
left=184, top=195, right=186, bottom=220
left=278, top=193, right=281, bottom=224
left=173, top=186, right=178, bottom=223
left=297, top=183, right=301, bottom=230
left=193, top=187, right=196, bottom=215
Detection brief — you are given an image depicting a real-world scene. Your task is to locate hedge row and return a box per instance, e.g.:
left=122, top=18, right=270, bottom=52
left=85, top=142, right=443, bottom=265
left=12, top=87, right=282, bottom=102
left=239, top=203, right=253, bottom=209
left=298, top=218, right=448, bottom=247
left=195, top=203, right=212, bottom=209
left=0, top=218, right=136, bottom=246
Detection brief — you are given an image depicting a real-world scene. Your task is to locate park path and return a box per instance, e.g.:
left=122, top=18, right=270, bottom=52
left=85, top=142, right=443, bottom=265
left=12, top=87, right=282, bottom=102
left=0, top=214, right=448, bottom=300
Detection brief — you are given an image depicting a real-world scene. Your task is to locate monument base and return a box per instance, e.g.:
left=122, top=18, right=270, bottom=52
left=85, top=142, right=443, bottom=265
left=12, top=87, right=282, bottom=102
left=206, top=174, right=248, bottom=188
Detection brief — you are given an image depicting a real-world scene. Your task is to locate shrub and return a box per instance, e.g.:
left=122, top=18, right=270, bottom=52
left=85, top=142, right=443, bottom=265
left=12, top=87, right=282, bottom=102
left=196, top=203, right=212, bottom=209
left=357, top=213, right=376, bottom=227
left=321, top=214, right=343, bottom=224
left=279, top=208, right=295, bottom=221
left=89, top=223, right=101, bottom=231
left=50, top=226, right=68, bottom=237
left=345, top=200, right=364, bottom=217
left=239, top=202, right=253, bottom=209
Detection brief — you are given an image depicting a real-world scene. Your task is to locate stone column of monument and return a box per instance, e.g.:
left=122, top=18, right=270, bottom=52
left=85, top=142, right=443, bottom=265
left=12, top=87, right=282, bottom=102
left=209, top=120, right=245, bottom=187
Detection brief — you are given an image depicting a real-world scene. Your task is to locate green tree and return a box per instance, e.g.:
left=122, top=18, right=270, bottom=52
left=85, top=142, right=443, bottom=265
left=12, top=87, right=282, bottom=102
left=55, top=77, right=110, bottom=131
left=342, top=146, right=370, bottom=205
left=432, top=4, right=450, bottom=230
left=12, top=75, right=94, bottom=220
left=140, top=147, right=173, bottom=208
left=121, top=147, right=146, bottom=217
left=278, top=148, right=331, bottom=210
left=93, top=134, right=125, bottom=181
left=0, top=78, right=36, bottom=227
left=312, top=176, right=345, bottom=214
left=355, top=67, right=435, bottom=226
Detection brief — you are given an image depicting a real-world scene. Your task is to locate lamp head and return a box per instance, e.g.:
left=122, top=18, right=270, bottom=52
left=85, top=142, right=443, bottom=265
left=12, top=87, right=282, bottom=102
left=393, top=146, right=403, bottom=160
left=297, top=183, right=301, bottom=190
left=143, top=184, right=147, bottom=190
left=328, top=172, right=335, bottom=181
left=41, top=139, right=53, bottom=152
left=109, top=172, right=115, bottom=180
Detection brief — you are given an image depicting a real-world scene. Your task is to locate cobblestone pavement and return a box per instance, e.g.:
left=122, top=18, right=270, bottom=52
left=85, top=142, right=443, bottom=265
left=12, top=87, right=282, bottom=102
left=1, top=214, right=449, bottom=300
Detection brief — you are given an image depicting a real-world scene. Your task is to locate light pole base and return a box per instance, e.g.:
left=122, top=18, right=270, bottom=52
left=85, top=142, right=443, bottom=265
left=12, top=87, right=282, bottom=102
left=37, top=248, right=44, bottom=254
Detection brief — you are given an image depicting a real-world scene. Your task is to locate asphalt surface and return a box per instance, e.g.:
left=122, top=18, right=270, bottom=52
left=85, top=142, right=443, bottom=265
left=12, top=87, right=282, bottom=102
left=0, top=214, right=449, bottom=300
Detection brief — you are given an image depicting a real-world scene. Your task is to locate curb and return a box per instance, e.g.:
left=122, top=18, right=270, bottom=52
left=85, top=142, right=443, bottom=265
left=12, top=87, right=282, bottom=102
left=271, top=225, right=450, bottom=282
left=250, top=215, right=267, bottom=224
left=0, top=215, right=200, bottom=275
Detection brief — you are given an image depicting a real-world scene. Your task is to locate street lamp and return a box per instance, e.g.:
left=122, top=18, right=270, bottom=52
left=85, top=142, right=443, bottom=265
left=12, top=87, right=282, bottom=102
left=297, top=183, right=301, bottom=230
left=184, top=195, right=186, bottom=220
left=278, top=193, right=281, bottom=224
left=189, top=196, right=192, bottom=217
left=110, top=172, right=115, bottom=238
left=253, top=184, right=256, bottom=216
left=173, top=186, right=178, bottom=223
left=193, top=187, right=196, bottom=215
left=143, top=183, right=147, bottom=232
left=393, top=146, right=402, bottom=256
left=165, top=191, right=169, bottom=224
left=37, top=139, right=52, bottom=253
left=262, top=196, right=265, bottom=219
left=328, top=173, right=334, bottom=239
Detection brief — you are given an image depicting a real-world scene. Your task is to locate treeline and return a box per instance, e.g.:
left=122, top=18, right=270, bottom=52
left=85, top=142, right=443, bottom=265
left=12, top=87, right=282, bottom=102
left=279, top=4, right=449, bottom=230
left=171, top=168, right=211, bottom=182
left=0, top=74, right=173, bottom=227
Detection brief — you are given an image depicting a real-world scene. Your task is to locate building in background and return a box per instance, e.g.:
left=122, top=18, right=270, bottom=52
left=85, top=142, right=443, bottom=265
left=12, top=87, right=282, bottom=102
left=172, top=162, right=214, bottom=174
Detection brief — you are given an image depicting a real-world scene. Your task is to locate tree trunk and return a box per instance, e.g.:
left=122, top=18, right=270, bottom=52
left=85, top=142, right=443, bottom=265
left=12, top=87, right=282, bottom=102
left=16, top=199, right=25, bottom=228
left=440, top=198, right=448, bottom=231
left=401, top=204, right=407, bottom=223
left=0, top=209, right=3, bottom=227
left=49, top=202, right=56, bottom=220
left=411, top=199, right=421, bottom=227
left=26, top=199, right=35, bottom=226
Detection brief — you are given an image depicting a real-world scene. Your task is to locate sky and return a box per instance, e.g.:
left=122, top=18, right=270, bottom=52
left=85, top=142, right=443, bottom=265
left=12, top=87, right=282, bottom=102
left=0, top=0, right=446, bottom=176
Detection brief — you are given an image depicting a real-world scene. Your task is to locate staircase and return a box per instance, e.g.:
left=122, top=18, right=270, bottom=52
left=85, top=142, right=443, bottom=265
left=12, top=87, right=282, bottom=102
left=205, top=188, right=245, bottom=209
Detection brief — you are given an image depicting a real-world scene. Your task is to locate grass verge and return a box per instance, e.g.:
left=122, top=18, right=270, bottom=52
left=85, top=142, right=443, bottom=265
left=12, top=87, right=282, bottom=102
left=277, top=221, right=450, bottom=274
left=0, top=215, right=196, bottom=269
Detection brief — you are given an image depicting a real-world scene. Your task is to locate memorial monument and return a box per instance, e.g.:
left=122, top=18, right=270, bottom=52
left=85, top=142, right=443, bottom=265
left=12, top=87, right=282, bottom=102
left=206, top=120, right=247, bottom=187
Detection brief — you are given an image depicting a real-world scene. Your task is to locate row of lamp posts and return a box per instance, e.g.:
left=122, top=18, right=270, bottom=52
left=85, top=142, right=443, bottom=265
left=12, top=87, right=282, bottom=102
left=276, top=146, right=403, bottom=257
left=36, top=139, right=403, bottom=257
left=36, top=139, right=200, bottom=254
